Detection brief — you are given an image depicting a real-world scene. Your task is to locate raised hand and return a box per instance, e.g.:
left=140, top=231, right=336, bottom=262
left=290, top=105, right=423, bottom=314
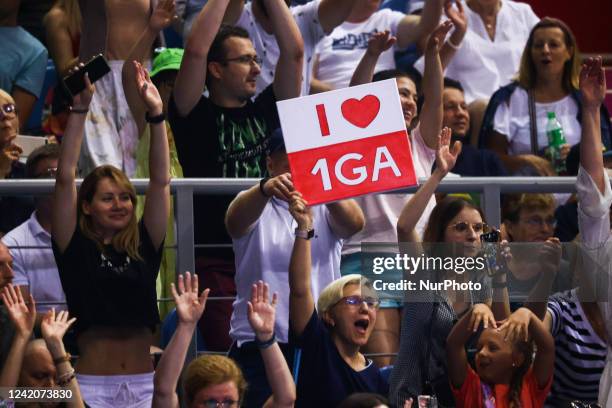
left=538, top=237, right=562, bottom=275
left=0, top=143, right=23, bottom=176
left=427, top=20, right=454, bottom=54
left=68, top=63, right=95, bottom=109
left=1, top=284, right=36, bottom=339
left=498, top=307, right=532, bottom=343
left=469, top=303, right=497, bottom=332
left=579, top=56, right=606, bottom=109
left=444, top=0, right=466, bottom=37
left=288, top=191, right=313, bottom=230
left=247, top=281, right=278, bottom=342
left=172, top=272, right=210, bottom=326
left=435, top=127, right=462, bottom=175
left=366, top=30, right=397, bottom=57
left=262, top=172, right=294, bottom=201
left=41, top=308, right=76, bottom=344
left=149, top=0, right=177, bottom=32
left=134, top=61, right=164, bottom=116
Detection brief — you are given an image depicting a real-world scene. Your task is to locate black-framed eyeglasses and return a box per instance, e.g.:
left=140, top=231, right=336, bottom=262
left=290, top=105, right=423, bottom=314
left=222, top=55, right=262, bottom=66
left=0, top=103, right=16, bottom=120
left=447, top=222, right=489, bottom=234
left=201, top=399, right=240, bottom=408
left=335, top=295, right=380, bottom=309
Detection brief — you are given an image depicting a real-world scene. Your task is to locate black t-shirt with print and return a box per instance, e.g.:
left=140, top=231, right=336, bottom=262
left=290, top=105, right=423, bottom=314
left=168, top=86, right=280, bottom=254
left=52, top=221, right=163, bottom=336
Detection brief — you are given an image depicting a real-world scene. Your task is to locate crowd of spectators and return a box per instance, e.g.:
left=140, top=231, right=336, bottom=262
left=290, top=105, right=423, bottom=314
left=1, top=0, right=612, bottom=407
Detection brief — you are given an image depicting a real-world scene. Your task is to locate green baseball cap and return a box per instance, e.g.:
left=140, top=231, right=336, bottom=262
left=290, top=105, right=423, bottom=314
left=150, top=48, right=184, bottom=78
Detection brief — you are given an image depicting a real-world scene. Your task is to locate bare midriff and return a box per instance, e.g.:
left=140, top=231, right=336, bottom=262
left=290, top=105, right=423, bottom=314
left=75, top=326, right=154, bottom=375
left=105, top=0, right=150, bottom=61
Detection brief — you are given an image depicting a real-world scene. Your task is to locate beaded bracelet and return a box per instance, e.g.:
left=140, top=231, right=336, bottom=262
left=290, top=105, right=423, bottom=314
left=53, top=353, right=71, bottom=365
left=57, top=368, right=76, bottom=387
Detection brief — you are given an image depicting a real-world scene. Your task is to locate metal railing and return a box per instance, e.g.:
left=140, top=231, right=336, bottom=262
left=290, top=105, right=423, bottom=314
left=0, top=176, right=584, bottom=361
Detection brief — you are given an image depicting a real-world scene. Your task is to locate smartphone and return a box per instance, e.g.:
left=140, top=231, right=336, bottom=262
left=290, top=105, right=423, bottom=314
left=480, top=229, right=507, bottom=277
left=62, top=54, right=111, bottom=97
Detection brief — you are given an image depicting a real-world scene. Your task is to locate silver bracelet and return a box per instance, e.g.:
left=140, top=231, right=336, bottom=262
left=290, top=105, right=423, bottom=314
left=447, top=37, right=462, bottom=50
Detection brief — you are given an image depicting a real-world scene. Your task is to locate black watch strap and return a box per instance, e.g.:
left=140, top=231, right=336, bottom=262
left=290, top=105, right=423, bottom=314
left=145, top=111, right=166, bottom=124
left=295, top=228, right=314, bottom=240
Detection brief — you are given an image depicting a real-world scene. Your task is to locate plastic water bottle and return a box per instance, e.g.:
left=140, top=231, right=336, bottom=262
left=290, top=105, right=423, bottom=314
left=545, top=111, right=567, bottom=174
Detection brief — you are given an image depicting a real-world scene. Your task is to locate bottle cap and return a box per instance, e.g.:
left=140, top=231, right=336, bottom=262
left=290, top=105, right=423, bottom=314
left=547, top=112, right=556, bottom=119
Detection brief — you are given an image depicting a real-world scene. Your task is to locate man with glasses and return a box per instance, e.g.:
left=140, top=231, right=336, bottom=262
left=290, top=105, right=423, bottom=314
left=168, top=0, right=304, bottom=368
left=222, top=0, right=353, bottom=96
left=502, top=193, right=572, bottom=310
left=0, top=0, right=47, bottom=131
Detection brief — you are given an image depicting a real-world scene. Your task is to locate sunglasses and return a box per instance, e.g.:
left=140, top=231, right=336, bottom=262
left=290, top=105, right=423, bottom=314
left=0, top=103, right=16, bottom=120
left=447, top=222, right=489, bottom=234
left=335, top=295, right=380, bottom=308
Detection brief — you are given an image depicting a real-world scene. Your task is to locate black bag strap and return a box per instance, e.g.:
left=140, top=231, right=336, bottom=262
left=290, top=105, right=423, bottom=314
left=528, top=90, right=539, bottom=155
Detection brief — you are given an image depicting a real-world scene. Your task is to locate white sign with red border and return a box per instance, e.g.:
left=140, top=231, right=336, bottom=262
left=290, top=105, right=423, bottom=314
left=276, top=79, right=417, bottom=205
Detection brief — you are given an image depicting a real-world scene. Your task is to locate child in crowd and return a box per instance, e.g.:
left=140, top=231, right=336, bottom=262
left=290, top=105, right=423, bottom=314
left=446, top=305, right=554, bottom=407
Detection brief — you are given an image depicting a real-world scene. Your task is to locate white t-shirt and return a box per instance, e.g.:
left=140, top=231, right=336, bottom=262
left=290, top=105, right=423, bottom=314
left=230, top=198, right=342, bottom=345
left=344, top=126, right=436, bottom=255
left=415, top=0, right=539, bottom=103
left=1, top=212, right=66, bottom=313
left=236, top=0, right=325, bottom=96
left=314, top=9, right=405, bottom=90
left=492, top=87, right=581, bottom=155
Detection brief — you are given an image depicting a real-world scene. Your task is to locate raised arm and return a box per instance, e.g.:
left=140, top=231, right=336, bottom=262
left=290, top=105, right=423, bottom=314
left=419, top=21, right=452, bottom=149
left=522, top=238, right=561, bottom=320
left=349, top=31, right=396, bottom=87
left=267, top=0, right=304, bottom=100
left=134, top=63, right=171, bottom=249
left=446, top=305, right=479, bottom=389
left=317, top=0, right=353, bottom=35
left=248, top=282, right=296, bottom=408
left=325, top=199, right=364, bottom=239
left=173, top=0, right=230, bottom=116
left=221, top=0, right=245, bottom=25
left=225, top=173, right=294, bottom=239
left=579, top=57, right=606, bottom=192
left=288, top=192, right=314, bottom=337
left=41, top=309, right=84, bottom=408
left=0, top=284, right=36, bottom=387
left=153, top=273, right=209, bottom=408
left=438, top=0, right=466, bottom=69
left=52, top=70, right=94, bottom=252
left=43, top=7, right=80, bottom=76
left=397, top=127, right=461, bottom=241
left=122, top=0, right=176, bottom=136
left=499, top=307, right=555, bottom=388
left=396, top=0, right=443, bottom=50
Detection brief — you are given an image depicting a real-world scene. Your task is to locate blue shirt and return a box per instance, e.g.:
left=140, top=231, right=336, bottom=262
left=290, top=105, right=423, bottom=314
left=0, top=26, right=47, bottom=96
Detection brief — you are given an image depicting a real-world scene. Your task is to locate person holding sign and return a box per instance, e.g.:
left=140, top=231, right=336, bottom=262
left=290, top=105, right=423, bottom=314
left=224, top=128, right=364, bottom=407
left=287, top=191, right=386, bottom=408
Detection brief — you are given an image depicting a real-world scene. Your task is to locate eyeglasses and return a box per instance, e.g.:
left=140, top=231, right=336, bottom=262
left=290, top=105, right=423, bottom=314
left=447, top=222, right=489, bottom=234
left=222, top=54, right=262, bottom=66
left=335, top=295, right=380, bottom=308
left=0, top=103, right=16, bottom=120
left=520, top=216, right=557, bottom=229
left=201, top=399, right=240, bottom=408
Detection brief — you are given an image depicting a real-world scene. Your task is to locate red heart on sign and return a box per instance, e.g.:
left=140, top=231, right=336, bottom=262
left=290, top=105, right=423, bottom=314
left=341, top=95, right=380, bottom=128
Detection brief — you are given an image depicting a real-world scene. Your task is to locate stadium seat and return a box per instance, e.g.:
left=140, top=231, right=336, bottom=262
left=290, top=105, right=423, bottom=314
left=25, top=60, right=57, bottom=133
left=161, top=308, right=207, bottom=352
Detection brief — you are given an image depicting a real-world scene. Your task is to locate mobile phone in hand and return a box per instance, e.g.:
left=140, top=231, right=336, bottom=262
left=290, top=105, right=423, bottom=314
left=480, top=229, right=507, bottom=277
left=62, top=54, right=111, bottom=97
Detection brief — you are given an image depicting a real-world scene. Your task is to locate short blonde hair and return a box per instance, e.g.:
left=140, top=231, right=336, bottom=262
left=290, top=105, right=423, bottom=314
left=317, top=274, right=377, bottom=317
left=183, top=355, right=247, bottom=405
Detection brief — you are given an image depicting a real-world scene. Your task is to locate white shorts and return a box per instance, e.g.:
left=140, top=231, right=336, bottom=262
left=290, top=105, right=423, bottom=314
left=77, top=372, right=154, bottom=408
left=78, top=60, right=139, bottom=178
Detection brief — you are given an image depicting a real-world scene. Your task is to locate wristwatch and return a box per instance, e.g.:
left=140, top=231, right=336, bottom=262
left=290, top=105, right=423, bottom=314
left=295, top=227, right=314, bottom=240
